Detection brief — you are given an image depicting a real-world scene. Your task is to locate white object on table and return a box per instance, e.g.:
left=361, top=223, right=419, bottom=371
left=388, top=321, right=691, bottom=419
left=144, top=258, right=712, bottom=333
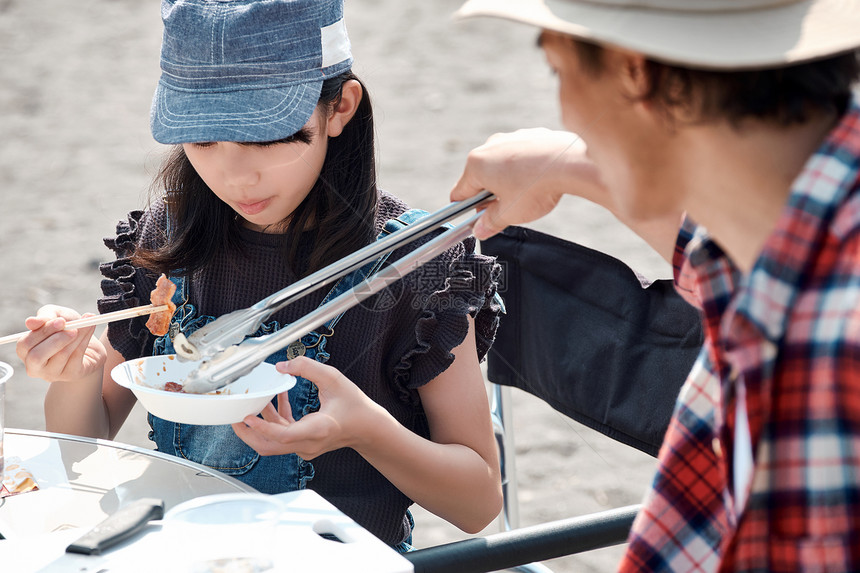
left=0, top=429, right=413, bottom=572
left=1, top=490, right=414, bottom=573
left=0, top=429, right=255, bottom=538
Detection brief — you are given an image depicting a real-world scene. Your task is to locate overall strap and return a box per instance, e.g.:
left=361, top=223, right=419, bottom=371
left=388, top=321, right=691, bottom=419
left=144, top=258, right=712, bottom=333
left=152, top=203, right=194, bottom=353
left=161, top=199, right=188, bottom=311
left=381, top=208, right=448, bottom=236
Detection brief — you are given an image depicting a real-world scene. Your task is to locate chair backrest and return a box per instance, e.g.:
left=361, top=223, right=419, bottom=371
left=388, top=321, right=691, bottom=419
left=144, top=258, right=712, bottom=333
left=404, top=226, right=705, bottom=573
left=481, top=226, right=703, bottom=457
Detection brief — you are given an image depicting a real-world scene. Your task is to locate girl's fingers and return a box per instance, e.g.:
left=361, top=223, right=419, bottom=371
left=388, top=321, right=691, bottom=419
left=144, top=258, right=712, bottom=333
left=278, top=356, right=344, bottom=392
left=232, top=419, right=270, bottom=452
left=42, top=328, right=91, bottom=376
left=18, top=307, right=88, bottom=362
left=18, top=325, right=77, bottom=372
left=276, top=391, right=295, bottom=423
left=23, top=315, right=50, bottom=331
left=233, top=414, right=297, bottom=456
left=34, top=305, right=82, bottom=323
left=256, top=402, right=276, bottom=421
left=258, top=402, right=289, bottom=426
left=234, top=404, right=328, bottom=459
left=64, top=333, right=94, bottom=374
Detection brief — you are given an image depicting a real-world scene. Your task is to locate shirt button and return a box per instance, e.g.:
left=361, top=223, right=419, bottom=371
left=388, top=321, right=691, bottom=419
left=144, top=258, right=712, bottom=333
left=729, top=364, right=740, bottom=381
left=712, top=437, right=723, bottom=458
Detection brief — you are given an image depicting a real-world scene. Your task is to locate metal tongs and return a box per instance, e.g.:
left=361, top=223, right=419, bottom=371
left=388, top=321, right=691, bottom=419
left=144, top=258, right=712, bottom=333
left=179, top=191, right=494, bottom=393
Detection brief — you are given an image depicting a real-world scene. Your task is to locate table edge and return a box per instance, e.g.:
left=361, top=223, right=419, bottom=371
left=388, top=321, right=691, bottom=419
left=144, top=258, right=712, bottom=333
left=5, top=427, right=257, bottom=492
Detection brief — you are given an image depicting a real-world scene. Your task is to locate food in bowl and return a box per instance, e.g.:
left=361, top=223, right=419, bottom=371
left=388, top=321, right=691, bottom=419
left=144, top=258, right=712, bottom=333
left=111, top=354, right=295, bottom=425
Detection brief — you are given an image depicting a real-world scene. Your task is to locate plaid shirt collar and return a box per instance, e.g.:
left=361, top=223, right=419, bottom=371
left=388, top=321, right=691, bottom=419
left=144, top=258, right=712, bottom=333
left=735, top=100, right=860, bottom=344
left=683, top=98, right=860, bottom=346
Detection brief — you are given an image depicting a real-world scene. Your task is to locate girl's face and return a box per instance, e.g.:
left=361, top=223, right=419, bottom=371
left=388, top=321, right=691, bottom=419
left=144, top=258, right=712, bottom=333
left=183, top=110, right=329, bottom=233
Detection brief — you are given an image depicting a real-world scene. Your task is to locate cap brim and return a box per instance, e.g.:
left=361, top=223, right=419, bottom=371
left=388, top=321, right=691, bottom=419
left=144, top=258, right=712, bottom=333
left=455, top=0, right=860, bottom=69
left=150, top=79, right=323, bottom=144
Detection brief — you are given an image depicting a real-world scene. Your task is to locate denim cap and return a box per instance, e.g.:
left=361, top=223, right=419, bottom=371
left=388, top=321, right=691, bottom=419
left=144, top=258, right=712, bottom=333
left=151, top=0, right=353, bottom=144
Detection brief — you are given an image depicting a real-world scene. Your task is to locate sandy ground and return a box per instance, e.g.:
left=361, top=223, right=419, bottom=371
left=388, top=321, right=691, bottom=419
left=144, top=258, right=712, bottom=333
left=0, top=1, right=669, bottom=571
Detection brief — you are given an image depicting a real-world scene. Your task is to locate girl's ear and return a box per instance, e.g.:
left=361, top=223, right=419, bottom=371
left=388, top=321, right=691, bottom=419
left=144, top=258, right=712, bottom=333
left=326, top=79, right=363, bottom=138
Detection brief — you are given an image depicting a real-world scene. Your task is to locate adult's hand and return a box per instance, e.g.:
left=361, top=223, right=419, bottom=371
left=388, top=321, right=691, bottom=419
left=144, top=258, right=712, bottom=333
left=451, top=128, right=603, bottom=240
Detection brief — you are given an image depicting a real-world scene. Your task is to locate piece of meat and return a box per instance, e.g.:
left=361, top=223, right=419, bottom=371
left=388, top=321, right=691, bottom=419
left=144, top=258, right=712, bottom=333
left=145, top=274, right=177, bottom=336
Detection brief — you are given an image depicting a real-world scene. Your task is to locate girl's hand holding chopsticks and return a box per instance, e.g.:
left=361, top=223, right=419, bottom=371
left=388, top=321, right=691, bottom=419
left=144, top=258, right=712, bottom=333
left=6, top=275, right=174, bottom=387
left=0, top=304, right=169, bottom=346
left=14, top=305, right=111, bottom=384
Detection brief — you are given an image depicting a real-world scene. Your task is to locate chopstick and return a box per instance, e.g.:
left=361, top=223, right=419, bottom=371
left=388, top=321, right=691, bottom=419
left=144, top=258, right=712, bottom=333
left=0, top=304, right=169, bottom=346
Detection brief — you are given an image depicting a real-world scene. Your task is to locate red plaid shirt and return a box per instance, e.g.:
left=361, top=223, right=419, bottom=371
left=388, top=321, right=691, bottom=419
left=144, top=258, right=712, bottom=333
left=620, top=98, right=860, bottom=572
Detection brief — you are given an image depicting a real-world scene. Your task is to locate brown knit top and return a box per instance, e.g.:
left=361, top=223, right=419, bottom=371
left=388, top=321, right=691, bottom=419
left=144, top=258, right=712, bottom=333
left=98, top=190, right=502, bottom=545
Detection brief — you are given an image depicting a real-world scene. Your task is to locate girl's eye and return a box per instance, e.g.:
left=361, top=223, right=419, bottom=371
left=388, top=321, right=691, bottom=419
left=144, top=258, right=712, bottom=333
left=189, top=128, right=312, bottom=150
left=251, top=128, right=313, bottom=147
left=255, top=139, right=289, bottom=148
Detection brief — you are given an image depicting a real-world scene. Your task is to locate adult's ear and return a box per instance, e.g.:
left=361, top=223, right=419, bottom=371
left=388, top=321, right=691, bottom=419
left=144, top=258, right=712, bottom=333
left=326, top=79, right=363, bottom=138
left=617, top=50, right=651, bottom=102
left=617, top=50, right=693, bottom=126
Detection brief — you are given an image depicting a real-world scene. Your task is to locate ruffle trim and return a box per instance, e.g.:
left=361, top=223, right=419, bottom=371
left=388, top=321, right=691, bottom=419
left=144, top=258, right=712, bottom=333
left=392, top=244, right=503, bottom=403
left=97, top=210, right=155, bottom=360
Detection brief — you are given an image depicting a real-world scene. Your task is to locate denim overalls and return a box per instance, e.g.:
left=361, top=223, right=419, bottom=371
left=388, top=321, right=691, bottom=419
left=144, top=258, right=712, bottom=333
left=147, top=209, right=429, bottom=495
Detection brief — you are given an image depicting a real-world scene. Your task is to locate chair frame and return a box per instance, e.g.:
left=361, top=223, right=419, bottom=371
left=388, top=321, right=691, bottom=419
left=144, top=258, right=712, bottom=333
left=490, top=383, right=572, bottom=573
left=404, top=383, right=639, bottom=573
left=404, top=226, right=701, bottom=572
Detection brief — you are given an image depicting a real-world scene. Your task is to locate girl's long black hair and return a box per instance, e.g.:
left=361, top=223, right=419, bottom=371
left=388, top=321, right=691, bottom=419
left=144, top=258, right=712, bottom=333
left=133, top=72, right=378, bottom=278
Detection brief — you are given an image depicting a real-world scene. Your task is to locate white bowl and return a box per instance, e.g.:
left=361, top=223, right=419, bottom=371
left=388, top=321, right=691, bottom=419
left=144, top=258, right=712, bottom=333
left=111, top=354, right=296, bottom=425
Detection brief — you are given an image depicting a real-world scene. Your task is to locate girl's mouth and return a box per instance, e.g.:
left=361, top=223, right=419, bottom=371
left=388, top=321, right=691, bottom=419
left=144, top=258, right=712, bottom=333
left=236, top=198, right=271, bottom=216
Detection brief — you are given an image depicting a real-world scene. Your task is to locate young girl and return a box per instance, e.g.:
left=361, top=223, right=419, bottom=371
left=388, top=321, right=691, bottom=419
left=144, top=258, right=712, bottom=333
left=17, top=0, right=502, bottom=550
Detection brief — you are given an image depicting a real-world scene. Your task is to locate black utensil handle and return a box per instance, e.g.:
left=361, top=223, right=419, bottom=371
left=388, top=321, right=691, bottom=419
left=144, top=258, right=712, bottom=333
left=66, top=498, right=165, bottom=555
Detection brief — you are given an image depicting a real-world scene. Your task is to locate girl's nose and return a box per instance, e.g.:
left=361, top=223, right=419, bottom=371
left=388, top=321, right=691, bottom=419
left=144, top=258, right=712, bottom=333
left=220, top=144, right=261, bottom=187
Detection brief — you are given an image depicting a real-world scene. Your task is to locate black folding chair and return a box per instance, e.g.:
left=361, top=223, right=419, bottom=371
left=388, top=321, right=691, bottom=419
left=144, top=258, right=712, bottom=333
left=405, top=226, right=704, bottom=573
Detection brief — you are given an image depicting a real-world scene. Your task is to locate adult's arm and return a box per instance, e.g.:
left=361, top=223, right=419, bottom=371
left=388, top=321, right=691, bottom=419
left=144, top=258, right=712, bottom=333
left=450, top=128, right=682, bottom=263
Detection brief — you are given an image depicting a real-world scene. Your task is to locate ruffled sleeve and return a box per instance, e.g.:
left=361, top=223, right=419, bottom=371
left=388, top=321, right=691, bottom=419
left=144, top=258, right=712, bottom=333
left=97, top=201, right=168, bottom=360
left=389, top=234, right=503, bottom=398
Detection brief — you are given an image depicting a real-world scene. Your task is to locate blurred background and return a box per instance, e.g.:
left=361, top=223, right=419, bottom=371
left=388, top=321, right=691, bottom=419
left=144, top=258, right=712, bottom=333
left=0, top=1, right=668, bottom=570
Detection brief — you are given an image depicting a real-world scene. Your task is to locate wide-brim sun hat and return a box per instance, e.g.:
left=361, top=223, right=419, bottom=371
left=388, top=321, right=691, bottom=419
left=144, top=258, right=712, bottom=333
left=151, top=0, right=353, bottom=144
left=455, top=0, right=860, bottom=70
